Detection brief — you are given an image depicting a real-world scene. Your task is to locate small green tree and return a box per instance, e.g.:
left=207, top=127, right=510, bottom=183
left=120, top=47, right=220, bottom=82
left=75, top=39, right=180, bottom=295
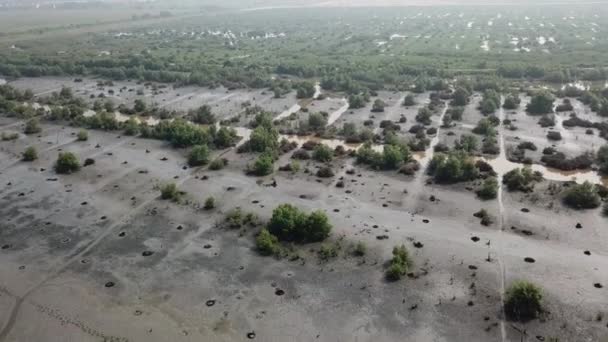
left=188, top=145, right=210, bottom=166
left=54, top=152, right=80, bottom=174
left=402, top=94, right=416, bottom=107
left=526, top=91, right=554, bottom=115
left=22, top=146, right=38, bottom=161
left=371, top=99, right=386, bottom=112
left=77, top=130, right=88, bottom=141
left=504, top=281, right=543, bottom=322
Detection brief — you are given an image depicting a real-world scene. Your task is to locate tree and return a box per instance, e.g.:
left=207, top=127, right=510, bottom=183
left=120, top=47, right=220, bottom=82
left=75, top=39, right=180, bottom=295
left=249, top=125, right=279, bottom=153
left=503, top=94, right=521, bottom=109
left=505, top=281, right=543, bottom=322
left=415, top=107, right=432, bottom=125
left=24, top=118, right=41, bottom=134
left=526, top=91, right=554, bottom=115
left=191, top=105, right=216, bottom=124
left=402, top=94, right=416, bottom=107
left=563, top=181, right=601, bottom=209
left=371, top=99, right=386, bottom=112
left=451, top=87, right=470, bottom=106
left=54, top=152, right=80, bottom=174
left=503, top=168, right=542, bottom=192
left=305, top=210, right=332, bottom=242
left=188, top=145, right=210, bottom=166
left=295, top=81, right=315, bottom=99
left=308, top=112, right=327, bottom=131
left=22, top=146, right=37, bottom=161
left=313, top=144, right=333, bottom=162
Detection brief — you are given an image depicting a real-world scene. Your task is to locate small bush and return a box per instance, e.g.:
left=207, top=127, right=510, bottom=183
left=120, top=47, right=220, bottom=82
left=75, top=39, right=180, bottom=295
left=24, top=118, right=41, bottom=135
left=1, top=132, right=19, bottom=141
left=54, top=152, right=80, bottom=174
left=224, top=208, right=259, bottom=229
left=546, top=131, right=562, bottom=141
left=386, top=245, right=413, bottom=281
left=204, top=196, right=216, bottom=210
left=256, top=229, right=280, bottom=256
left=505, top=281, right=543, bottom=322
left=563, top=181, right=601, bottom=209
left=312, top=144, right=334, bottom=162
left=474, top=209, right=493, bottom=226
left=160, top=182, right=181, bottom=201
left=188, top=145, right=210, bottom=166
left=22, top=146, right=38, bottom=161
left=209, top=158, right=227, bottom=170
left=77, top=130, right=88, bottom=141
left=476, top=177, right=498, bottom=200
left=517, top=141, right=537, bottom=151
left=318, top=243, right=339, bottom=261
left=316, top=166, right=335, bottom=178
left=353, top=241, right=367, bottom=256
left=250, top=152, right=274, bottom=176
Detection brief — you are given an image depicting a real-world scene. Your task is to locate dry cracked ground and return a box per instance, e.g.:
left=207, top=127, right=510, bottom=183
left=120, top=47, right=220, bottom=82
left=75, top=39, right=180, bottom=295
left=0, top=87, right=607, bottom=341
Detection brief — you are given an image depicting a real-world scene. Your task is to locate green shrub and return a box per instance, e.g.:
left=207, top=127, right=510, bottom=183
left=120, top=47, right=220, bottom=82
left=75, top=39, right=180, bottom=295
left=503, top=168, right=542, bottom=192
left=24, top=118, right=41, bottom=134
left=54, top=152, right=80, bottom=174
left=505, top=281, right=543, bottom=322
left=526, top=91, right=554, bottom=115
left=204, top=196, right=216, bottom=210
left=312, top=144, right=334, bottom=162
left=160, top=182, right=181, bottom=201
left=224, top=208, right=259, bottom=229
left=188, top=145, right=210, bottom=166
left=476, top=177, right=498, bottom=200
left=256, top=228, right=280, bottom=256
left=318, top=243, right=339, bottom=261
left=209, top=158, right=227, bottom=170
left=22, top=146, right=38, bottom=161
left=386, top=245, right=413, bottom=281
left=316, top=166, right=334, bottom=178
left=77, top=130, right=88, bottom=141
left=267, top=204, right=332, bottom=243
left=250, top=152, right=274, bottom=176
left=353, top=241, right=367, bottom=256
left=402, top=94, right=416, bottom=106
left=1, top=132, right=19, bottom=141
left=563, top=181, right=601, bottom=209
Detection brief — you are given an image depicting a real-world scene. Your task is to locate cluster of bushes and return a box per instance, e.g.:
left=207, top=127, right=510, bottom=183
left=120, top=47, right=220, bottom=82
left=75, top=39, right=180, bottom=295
left=255, top=204, right=333, bottom=256
left=503, top=168, right=543, bottom=192
left=371, top=99, right=386, bottom=112
left=563, top=181, right=601, bottom=209
left=598, top=145, right=608, bottom=174
left=451, top=87, right=471, bottom=106
left=341, top=123, right=374, bottom=143
left=356, top=142, right=411, bottom=170
left=540, top=151, right=593, bottom=171
left=454, top=134, right=478, bottom=153
left=427, top=152, right=479, bottom=184
left=538, top=114, right=555, bottom=128
left=294, top=81, right=315, bottom=99
left=188, top=145, right=210, bottom=166
left=139, top=118, right=238, bottom=149
left=225, top=208, right=260, bottom=229
left=248, top=152, right=275, bottom=176
left=415, top=107, right=432, bottom=125
left=555, top=99, right=574, bottom=112
left=402, top=94, right=416, bottom=107
left=385, top=245, right=413, bottom=281
left=188, top=105, right=216, bottom=125
left=24, top=118, right=42, bottom=134
left=348, top=93, right=370, bottom=109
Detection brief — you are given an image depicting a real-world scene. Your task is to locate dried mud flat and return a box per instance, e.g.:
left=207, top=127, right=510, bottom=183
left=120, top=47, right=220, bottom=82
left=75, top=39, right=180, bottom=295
left=0, top=89, right=607, bottom=341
